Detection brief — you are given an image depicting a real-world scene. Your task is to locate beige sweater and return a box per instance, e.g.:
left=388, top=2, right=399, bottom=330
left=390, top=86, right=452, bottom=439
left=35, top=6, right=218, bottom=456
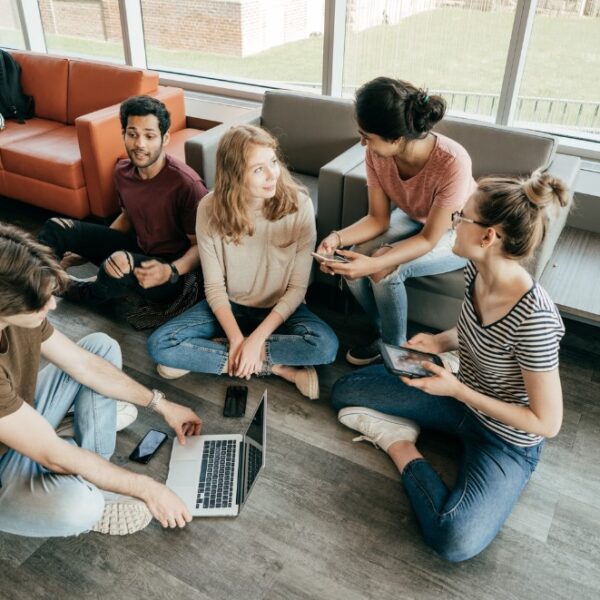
left=196, top=192, right=316, bottom=321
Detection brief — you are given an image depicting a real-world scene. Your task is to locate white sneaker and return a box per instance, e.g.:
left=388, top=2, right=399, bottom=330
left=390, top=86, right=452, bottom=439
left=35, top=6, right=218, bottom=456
left=56, top=401, right=138, bottom=438
left=91, top=492, right=152, bottom=535
left=156, top=364, right=190, bottom=379
left=338, top=407, right=420, bottom=452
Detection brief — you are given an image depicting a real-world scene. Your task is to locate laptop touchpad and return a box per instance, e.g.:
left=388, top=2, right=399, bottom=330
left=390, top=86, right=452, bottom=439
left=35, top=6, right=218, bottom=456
left=167, top=461, right=199, bottom=486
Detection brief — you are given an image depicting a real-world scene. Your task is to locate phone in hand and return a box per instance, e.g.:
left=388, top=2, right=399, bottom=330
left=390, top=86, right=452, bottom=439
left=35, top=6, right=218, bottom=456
left=379, top=342, right=444, bottom=379
left=223, top=385, right=248, bottom=418
left=311, top=251, right=349, bottom=264
left=129, top=429, right=168, bottom=464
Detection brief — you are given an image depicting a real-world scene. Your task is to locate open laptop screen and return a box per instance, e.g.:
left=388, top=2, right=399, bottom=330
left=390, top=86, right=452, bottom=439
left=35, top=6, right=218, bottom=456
left=237, top=391, right=267, bottom=508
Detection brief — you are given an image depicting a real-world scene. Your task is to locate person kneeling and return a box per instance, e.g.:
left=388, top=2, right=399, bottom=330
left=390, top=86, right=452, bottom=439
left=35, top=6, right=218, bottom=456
left=148, top=125, right=339, bottom=399
left=331, top=171, right=569, bottom=561
left=0, top=225, right=203, bottom=537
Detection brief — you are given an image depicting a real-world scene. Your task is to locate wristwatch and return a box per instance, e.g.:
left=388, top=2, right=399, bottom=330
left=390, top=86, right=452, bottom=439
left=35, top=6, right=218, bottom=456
left=168, top=263, right=180, bottom=284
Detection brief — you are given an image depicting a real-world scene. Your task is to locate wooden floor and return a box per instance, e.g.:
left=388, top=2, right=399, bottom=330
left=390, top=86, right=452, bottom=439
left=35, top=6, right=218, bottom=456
left=1, top=198, right=599, bottom=600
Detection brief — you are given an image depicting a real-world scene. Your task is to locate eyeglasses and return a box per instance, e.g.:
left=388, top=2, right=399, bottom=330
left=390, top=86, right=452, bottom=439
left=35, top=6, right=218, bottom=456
left=451, top=211, right=501, bottom=238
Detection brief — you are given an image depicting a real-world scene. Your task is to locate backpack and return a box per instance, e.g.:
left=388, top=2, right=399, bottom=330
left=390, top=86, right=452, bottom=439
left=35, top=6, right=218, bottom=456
left=0, top=49, right=35, bottom=124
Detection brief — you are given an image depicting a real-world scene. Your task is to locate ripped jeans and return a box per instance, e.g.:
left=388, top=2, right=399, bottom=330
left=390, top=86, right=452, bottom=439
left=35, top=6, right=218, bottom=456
left=38, top=218, right=183, bottom=304
left=345, top=209, right=466, bottom=345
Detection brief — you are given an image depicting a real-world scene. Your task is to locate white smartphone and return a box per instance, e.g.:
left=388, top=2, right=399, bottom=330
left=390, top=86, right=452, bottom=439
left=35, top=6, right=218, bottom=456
left=311, top=251, right=349, bottom=264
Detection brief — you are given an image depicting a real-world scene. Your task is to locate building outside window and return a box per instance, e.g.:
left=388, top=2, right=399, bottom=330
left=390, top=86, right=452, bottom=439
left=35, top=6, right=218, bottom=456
left=0, top=0, right=26, bottom=49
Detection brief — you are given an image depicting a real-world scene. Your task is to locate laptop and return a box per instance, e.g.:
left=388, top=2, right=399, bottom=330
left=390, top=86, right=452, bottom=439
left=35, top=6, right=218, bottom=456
left=166, top=390, right=267, bottom=517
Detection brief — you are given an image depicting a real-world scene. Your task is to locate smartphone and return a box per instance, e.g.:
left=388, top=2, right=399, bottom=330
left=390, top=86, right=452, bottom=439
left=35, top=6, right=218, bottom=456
left=311, top=251, right=350, bottom=264
left=223, top=385, right=248, bottom=418
left=129, top=429, right=168, bottom=464
left=379, top=341, right=444, bottom=379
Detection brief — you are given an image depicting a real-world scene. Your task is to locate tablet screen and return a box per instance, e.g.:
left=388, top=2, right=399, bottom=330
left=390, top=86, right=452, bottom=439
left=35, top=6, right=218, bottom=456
left=384, top=345, right=435, bottom=377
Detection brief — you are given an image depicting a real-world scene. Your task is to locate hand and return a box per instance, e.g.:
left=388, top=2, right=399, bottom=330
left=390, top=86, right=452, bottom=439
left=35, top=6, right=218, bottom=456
left=140, top=478, right=192, bottom=529
left=316, top=232, right=341, bottom=257
left=227, top=336, right=245, bottom=377
left=60, top=251, right=87, bottom=269
left=322, top=250, right=380, bottom=280
left=157, top=399, right=202, bottom=444
left=401, top=362, right=463, bottom=398
left=234, top=335, right=265, bottom=379
left=405, top=332, right=442, bottom=354
left=133, top=260, right=171, bottom=289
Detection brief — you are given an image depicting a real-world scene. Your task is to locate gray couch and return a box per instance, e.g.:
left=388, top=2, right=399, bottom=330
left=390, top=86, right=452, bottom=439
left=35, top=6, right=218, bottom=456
left=340, top=116, right=581, bottom=331
left=184, top=90, right=365, bottom=245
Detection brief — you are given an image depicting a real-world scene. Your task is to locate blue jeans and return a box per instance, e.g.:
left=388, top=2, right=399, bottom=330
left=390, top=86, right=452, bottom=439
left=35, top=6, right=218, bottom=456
left=346, top=209, right=466, bottom=345
left=147, top=301, right=339, bottom=374
left=331, top=365, right=543, bottom=562
left=0, top=333, right=120, bottom=538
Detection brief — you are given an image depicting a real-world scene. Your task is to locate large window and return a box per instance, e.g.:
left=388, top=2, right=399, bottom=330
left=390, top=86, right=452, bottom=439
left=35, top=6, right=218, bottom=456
left=516, top=0, right=600, bottom=140
left=38, top=0, right=125, bottom=63
left=0, top=0, right=25, bottom=49
left=2, top=0, right=600, bottom=144
left=141, top=0, right=325, bottom=92
left=342, top=0, right=517, bottom=122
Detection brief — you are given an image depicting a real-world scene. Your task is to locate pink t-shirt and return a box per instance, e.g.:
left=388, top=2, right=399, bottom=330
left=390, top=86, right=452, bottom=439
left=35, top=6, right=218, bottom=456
left=365, top=133, right=476, bottom=224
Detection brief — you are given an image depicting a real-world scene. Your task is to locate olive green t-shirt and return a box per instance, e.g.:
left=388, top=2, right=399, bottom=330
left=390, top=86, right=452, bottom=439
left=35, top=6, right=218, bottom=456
left=0, top=319, right=54, bottom=456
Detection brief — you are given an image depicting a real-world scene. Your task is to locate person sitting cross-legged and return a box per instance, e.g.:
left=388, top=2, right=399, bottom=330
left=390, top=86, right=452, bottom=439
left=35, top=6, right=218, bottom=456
left=331, top=171, right=569, bottom=562
left=37, top=95, right=207, bottom=319
left=147, top=125, right=339, bottom=400
left=0, top=224, right=203, bottom=537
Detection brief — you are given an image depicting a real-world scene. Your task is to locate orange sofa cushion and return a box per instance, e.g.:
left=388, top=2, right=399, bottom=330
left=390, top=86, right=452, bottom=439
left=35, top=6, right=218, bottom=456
left=0, top=118, right=64, bottom=169
left=2, top=126, right=84, bottom=189
left=67, top=60, right=159, bottom=124
left=10, top=51, right=69, bottom=122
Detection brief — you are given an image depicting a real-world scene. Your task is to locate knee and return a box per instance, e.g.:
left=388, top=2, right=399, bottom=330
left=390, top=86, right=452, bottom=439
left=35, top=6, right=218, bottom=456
left=103, top=251, right=133, bottom=279
left=426, top=523, right=487, bottom=563
left=38, top=218, right=73, bottom=247
left=78, top=333, right=122, bottom=369
left=317, top=327, right=339, bottom=363
left=330, top=372, right=357, bottom=411
left=52, top=482, right=105, bottom=536
left=147, top=326, right=170, bottom=361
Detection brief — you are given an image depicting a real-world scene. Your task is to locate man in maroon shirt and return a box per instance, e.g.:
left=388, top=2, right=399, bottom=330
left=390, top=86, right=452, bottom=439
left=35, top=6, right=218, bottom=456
left=38, top=96, right=208, bottom=308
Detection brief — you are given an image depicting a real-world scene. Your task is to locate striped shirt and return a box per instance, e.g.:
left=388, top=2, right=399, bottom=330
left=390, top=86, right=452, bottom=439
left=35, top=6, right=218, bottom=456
left=457, top=262, right=565, bottom=447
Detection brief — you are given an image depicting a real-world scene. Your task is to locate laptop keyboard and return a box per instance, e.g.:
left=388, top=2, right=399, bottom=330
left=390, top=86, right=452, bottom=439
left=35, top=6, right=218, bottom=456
left=197, top=439, right=236, bottom=509
left=247, top=443, right=262, bottom=489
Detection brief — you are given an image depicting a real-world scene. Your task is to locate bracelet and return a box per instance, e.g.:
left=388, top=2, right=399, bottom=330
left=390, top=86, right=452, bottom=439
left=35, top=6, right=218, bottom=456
left=330, top=230, right=343, bottom=247
left=147, top=388, right=165, bottom=412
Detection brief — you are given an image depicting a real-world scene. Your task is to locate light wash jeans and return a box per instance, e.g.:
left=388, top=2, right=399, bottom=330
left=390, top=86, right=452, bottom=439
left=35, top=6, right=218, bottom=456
left=331, top=365, right=543, bottom=562
left=148, top=301, right=339, bottom=374
left=0, top=333, right=120, bottom=538
left=346, top=208, right=466, bottom=345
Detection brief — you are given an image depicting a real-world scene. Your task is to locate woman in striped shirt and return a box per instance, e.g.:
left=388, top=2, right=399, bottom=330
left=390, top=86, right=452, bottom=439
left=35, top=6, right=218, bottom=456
left=331, top=171, right=569, bottom=562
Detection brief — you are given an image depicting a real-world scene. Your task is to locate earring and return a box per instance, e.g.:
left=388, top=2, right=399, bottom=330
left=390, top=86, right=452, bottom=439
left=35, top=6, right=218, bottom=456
left=480, top=242, right=485, bottom=248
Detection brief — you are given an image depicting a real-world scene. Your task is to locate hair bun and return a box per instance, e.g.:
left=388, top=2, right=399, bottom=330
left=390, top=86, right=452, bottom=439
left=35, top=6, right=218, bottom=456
left=522, top=170, right=570, bottom=210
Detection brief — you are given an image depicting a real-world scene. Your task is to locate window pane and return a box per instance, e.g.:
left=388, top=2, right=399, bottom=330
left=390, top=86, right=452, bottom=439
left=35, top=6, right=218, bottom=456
left=0, top=0, right=25, bottom=49
left=38, top=0, right=125, bottom=63
left=342, top=0, right=517, bottom=121
left=516, top=1, right=600, bottom=141
left=141, top=0, right=325, bottom=93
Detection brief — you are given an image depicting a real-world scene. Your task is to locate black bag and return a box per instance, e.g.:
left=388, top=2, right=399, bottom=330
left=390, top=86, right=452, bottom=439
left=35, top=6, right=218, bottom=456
left=0, top=49, right=35, bottom=124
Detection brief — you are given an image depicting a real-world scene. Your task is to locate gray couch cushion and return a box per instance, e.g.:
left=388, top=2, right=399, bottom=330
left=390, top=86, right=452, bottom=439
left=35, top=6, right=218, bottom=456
left=434, top=117, right=556, bottom=178
left=293, top=172, right=319, bottom=216
left=261, top=91, right=358, bottom=177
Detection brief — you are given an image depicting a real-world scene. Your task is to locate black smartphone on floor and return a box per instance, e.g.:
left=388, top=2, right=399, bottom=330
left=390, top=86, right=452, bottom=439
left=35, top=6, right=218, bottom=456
left=223, top=385, right=248, bottom=418
left=129, top=429, right=168, bottom=464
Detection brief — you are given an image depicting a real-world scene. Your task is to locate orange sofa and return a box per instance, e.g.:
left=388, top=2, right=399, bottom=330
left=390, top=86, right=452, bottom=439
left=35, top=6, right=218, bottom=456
left=0, top=51, right=202, bottom=219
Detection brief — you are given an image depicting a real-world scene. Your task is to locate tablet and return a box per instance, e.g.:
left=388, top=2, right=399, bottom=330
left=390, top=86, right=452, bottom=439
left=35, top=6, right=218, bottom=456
left=379, top=341, right=444, bottom=378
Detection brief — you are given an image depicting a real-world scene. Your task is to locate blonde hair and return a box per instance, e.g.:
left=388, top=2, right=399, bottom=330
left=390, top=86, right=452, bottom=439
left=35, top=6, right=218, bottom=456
left=476, top=170, right=571, bottom=260
left=209, top=125, right=306, bottom=244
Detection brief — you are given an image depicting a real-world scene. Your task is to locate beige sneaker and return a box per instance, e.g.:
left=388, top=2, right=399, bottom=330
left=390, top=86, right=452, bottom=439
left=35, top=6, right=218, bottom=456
left=294, top=366, right=319, bottom=400
left=338, top=407, right=420, bottom=452
left=92, top=493, right=152, bottom=536
left=156, top=364, right=190, bottom=379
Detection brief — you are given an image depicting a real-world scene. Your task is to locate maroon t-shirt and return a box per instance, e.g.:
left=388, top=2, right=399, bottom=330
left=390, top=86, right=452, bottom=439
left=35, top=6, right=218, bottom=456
left=115, top=154, right=208, bottom=258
